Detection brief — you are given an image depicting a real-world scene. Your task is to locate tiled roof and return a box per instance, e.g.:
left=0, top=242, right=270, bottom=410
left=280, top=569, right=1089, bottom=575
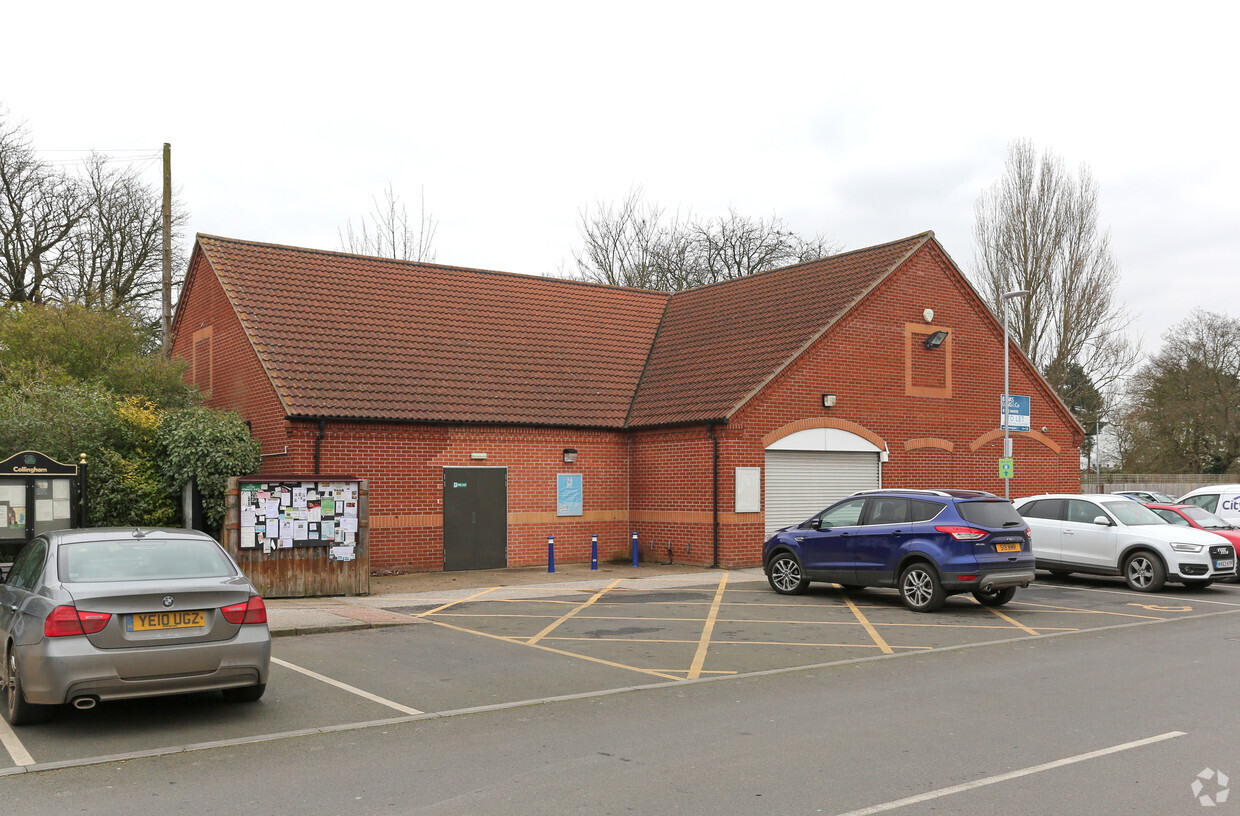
left=188, top=232, right=930, bottom=428
left=626, top=233, right=930, bottom=426
left=194, top=235, right=669, bottom=426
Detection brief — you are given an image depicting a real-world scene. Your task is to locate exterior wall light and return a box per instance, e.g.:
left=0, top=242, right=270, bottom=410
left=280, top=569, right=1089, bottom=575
left=923, top=330, right=949, bottom=349
left=822, top=394, right=836, bottom=408
left=562, top=448, right=578, bottom=464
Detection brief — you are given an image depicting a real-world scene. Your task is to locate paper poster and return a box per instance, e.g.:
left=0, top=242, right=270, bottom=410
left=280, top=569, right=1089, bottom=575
left=241, top=508, right=256, bottom=527
left=240, top=527, right=256, bottom=549
left=292, top=487, right=308, bottom=509
left=321, top=520, right=335, bottom=540
left=308, top=501, right=321, bottom=522
left=293, top=520, right=308, bottom=540
left=278, top=537, right=294, bottom=549
left=321, top=497, right=335, bottom=516
left=342, top=500, right=358, bottom=517
left=308, top=522, right=320, bottom=539
left=340, top=516, right=358, bottom=533
left=266, top=519, right=280, bottom=539
left=280, top=519, right=293, bottom=539
left=330, top=545, right=356, bottom=562
left=265, top=500, right=280, bottom=517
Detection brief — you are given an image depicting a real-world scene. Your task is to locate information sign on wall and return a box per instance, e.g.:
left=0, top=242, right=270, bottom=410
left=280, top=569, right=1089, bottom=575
left=557, top=473, right=583, bottom=516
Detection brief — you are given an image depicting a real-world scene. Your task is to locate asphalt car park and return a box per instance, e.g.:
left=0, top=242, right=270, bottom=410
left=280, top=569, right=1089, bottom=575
left=2, top=571, right=1239, bottom=774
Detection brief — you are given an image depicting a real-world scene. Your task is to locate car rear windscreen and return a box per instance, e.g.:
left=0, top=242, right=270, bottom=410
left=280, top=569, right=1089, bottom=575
left=957, top=500, right=1026, bottom=528
left=59, top=538, right=238, bottom=583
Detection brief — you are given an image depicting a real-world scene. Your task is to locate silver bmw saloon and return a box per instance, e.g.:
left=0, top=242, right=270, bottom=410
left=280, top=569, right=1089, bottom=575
left=0, top=527, right=271, bottom=725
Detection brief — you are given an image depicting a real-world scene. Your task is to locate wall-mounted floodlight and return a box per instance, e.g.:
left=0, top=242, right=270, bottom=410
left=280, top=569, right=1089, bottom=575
left=822, top=394, right=836, bottom=408
left=562, top=448, right=578, bottom=464
left=923, top=330, right=949, bottom=349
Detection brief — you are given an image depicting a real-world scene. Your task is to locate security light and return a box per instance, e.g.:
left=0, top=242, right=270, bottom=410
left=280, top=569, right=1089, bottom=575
left=923, top=330, right=949, bottom=349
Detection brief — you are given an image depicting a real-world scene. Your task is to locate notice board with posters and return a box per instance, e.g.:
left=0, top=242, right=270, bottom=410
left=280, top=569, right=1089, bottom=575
left=222, top=475, right=368, bottom=598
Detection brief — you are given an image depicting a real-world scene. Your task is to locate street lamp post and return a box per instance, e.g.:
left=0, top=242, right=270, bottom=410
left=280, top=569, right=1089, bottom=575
left=1001, top=289, right=1031, bottom=499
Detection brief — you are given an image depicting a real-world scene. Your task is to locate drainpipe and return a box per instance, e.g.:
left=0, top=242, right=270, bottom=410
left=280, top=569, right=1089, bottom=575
left=709, top=422, right=720, bottom=568
left=314, top=419, right=326, bottom=475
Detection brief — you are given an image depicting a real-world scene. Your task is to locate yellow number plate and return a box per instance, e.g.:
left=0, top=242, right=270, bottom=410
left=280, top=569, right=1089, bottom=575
left=128, top=610, right=205, bottom=631
left=995, top=542, right=1022, bottom=553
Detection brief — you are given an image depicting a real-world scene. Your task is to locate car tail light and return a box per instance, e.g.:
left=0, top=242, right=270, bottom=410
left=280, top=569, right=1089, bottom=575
left=221, top=595, right=268, bottom=625
left=44, top=605, right=111, bottom=638
left=935, top=525, right=988, bottom=541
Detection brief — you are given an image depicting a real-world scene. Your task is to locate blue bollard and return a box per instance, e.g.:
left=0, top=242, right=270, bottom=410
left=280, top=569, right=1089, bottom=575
left=547, top=534, right=555, bottom=573
left=591, top=533, right=598, bottom=570
left=631, top=531, right=639, bottom=567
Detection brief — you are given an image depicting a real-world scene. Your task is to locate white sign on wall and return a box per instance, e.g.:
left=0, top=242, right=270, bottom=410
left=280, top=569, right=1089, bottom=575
left=735, top=467, right=762, bottom=513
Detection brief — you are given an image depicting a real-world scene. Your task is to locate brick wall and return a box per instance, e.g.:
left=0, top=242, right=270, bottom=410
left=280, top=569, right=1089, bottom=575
left=173, top=240, right=1081, bottom=573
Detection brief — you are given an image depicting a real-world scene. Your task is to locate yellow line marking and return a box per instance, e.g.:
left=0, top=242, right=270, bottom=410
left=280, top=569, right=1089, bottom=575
left=0, top=714, right=34, bottom=766
left=416, top=586, right=500, bottom=617
left=542, top=635, right=931, bottom=650
left=527, top=580, right=622, bottom=645
left=842, top=594, right=894, bottom=654
left=271, top=657, right=423, bottom=715
left=688, top=573, right=729, bottom=679
left=427, top=619, right=684, bottom=681
left=969, top=598, right=1041, bottom=635
left=1014, top=600, right=1163, bottom=620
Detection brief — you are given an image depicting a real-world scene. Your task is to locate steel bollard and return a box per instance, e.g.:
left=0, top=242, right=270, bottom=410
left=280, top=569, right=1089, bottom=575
left=631, top=531, right=639, bottom=567
left=591, top=533, right=598, bottom=570
left=547, top=534, right=555, bottom=573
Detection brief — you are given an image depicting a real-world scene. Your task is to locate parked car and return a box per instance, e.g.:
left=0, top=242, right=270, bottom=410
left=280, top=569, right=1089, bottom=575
left=1177, top=484, right=1240, bottom=525
left=1145, top=503, right=1240, bottom=545
left=1111, top=490, right=1177, bottom=504
left=0, top=527, right=271, bottom=725
left=762, top=489, right=1034, bottom=612
left=1014, top=494, right=1237, bottom=591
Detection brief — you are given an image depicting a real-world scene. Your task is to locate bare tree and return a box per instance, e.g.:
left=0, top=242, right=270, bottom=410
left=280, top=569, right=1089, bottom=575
left=971, top=139, right=1137, bottom=414
left=339, top=182, right=437, bottom=262
left=0, top=113, right=90, bottom=303
left=1124, top=310, right=1240, bottom=474
left=49, top=153, right=187, bottom=315
left=573, top=190, right=840, bottom=291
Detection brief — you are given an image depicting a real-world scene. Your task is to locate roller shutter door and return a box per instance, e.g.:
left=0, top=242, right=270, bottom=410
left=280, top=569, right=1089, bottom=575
left=763, top=450, right=880, bottom=538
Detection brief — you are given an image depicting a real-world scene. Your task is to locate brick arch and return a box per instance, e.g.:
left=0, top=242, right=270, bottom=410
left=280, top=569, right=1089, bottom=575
left=969, top=428, right=1062, bottom=455
left=762, top=418, right=887, bottom=451
left=904, top=437, right=955, bottom=453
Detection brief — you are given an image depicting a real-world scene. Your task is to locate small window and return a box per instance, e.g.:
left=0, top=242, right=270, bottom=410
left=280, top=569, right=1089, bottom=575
left=909, top=499, right=946, bottom=522
left=1067, top=500, right=1103, bottom=524
left=1152, top=509, right=1189, bottom=526
left=7, top=538, right=48, bottom=590
left=1183, top=494, right=1219, bottom=513
left=1019, top=499, right=1065, bottom=521
left=815, top=498, right=866, bottom=528
left=866, top=498, right=909, bottom=525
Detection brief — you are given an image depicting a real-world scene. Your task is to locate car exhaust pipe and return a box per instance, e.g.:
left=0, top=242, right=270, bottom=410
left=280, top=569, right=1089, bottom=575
left=71, top=696, right=98, bottom=710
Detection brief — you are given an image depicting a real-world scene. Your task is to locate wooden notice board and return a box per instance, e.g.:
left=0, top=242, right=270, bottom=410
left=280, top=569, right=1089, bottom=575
left=220, top=475, right=369, bottom=598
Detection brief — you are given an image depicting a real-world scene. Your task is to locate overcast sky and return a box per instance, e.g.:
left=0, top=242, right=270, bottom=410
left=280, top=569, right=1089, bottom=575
left=5, top=2, right=1236, bottom=359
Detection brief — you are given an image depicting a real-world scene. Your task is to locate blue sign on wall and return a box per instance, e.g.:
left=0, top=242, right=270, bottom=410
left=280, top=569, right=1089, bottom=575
left=557, top=473, right=583, bottom=516
left=1001, top=394, right=1031, bottom=432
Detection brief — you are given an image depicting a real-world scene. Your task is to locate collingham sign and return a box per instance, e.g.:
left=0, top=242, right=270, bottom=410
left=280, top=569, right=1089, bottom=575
left=0, top=450, right=78, bottom=477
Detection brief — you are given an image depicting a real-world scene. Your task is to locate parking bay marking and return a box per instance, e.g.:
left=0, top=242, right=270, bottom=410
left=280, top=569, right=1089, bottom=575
left=834, top=731, right=1186, bottom=816
left=0, top=716, right=34, bottom=767
left=270, top=657, right=423, bottom=716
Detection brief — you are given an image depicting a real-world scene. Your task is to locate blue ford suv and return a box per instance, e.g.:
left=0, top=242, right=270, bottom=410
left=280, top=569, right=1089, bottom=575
left=762, top=489, right=1034, bottom=612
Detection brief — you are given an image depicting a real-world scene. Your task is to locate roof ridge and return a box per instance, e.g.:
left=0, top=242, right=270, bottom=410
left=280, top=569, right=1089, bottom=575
left=195, top=233, right=673, bottom=298
left=667, top=230, right=935, bottom=296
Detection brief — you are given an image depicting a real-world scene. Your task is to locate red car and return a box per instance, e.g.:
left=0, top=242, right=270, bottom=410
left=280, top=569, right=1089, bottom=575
left=1146, top=503, right=1240, bottom=549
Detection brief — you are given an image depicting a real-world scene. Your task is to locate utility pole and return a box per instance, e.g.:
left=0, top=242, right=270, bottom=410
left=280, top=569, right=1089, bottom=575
left=161, top=142, right=172, bottom=357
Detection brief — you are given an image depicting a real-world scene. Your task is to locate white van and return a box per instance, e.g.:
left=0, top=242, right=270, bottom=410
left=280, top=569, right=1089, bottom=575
left=1178, top=484, right=1240, bottom=523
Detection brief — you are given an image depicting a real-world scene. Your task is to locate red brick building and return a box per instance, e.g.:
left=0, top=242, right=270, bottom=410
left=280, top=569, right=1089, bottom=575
left=170, top=231, right=1082, bottom=572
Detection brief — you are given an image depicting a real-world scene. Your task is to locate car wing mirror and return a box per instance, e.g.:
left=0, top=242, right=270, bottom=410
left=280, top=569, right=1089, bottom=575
left=1093, top=516, right=1112, bottom=526
left=807, top=517, right=822, bottom=530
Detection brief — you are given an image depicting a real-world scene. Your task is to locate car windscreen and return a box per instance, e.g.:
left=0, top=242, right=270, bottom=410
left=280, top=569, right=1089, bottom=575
left=957, top=500, right=1026, bottom=528
left=58, top=538, right=238, bottom=583
left=1101, top=500, right=1166, bottom=526
left=1180, top=506, right=1233, bottom=529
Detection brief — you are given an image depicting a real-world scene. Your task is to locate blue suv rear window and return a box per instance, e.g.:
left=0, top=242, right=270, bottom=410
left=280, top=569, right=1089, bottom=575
left=956, top=500, right=1024, bottom=528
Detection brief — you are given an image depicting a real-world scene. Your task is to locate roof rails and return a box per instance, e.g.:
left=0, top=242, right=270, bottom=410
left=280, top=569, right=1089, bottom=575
left=849, top=488, right=1000, bottom=499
